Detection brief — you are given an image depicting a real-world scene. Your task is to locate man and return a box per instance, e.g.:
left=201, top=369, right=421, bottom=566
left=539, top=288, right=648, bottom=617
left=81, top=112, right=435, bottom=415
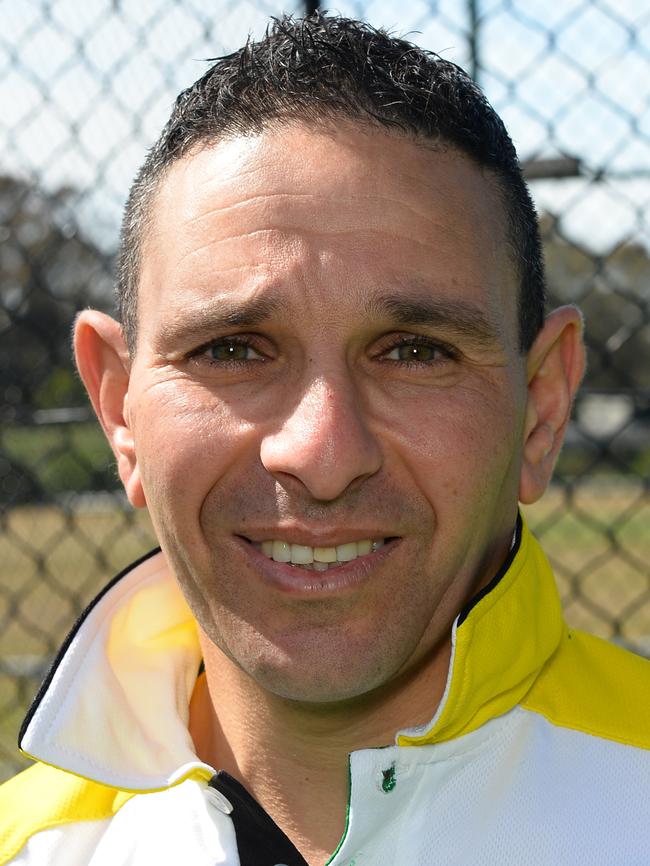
left=1, top=13, right=648, bottom=866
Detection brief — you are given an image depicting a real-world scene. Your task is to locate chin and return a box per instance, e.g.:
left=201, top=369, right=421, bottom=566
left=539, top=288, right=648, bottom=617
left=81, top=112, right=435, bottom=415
left=200, top=602, right=429, bottom=706
left=252, top=666, right=385, bottom=705
left=234, top=635, right=401, bottom=705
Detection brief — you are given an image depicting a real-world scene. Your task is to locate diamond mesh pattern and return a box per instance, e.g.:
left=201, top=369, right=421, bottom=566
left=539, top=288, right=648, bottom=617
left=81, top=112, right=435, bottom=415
left=1, top=0, right=648, bottom=781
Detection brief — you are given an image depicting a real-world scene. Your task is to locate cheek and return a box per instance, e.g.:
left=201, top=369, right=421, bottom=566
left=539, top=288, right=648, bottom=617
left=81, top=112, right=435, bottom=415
left=380, top=383, right=522, bottom=505
left=130, top=381, right=254, bottom=508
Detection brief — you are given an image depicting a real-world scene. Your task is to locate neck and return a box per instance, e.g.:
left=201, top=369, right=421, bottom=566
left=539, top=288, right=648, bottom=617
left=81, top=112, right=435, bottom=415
left=189, top=633, right=451, bottom=865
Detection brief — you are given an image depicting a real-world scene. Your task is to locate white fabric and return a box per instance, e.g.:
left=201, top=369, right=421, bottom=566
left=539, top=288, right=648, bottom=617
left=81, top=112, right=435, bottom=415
left=329, top=707, right=650, bottom=865
left=11, top=782, right=239, bottom=866
left=11, top=547, right=650, bottom=864
left=12, top=708, right=650, bottom=864
left=88, top=780, right=239, bottom=866
left=20, top=554, right=214, bottom=791
left=11, top=822, right=111, bottom=865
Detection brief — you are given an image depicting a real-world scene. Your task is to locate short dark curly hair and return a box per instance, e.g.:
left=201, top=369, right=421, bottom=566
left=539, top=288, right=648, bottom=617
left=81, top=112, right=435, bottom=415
left=117, top=13, right=545, bottom=354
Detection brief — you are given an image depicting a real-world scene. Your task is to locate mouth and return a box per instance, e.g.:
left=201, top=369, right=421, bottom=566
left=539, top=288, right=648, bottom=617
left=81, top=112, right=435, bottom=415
left=234, top=533, right=400, bottom=594
left=248, top=537, right=391, bottom=571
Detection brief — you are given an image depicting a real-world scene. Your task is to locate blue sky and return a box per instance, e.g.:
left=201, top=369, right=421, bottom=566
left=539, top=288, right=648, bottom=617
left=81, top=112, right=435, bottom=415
left=0, top=0, right=648, bottom=252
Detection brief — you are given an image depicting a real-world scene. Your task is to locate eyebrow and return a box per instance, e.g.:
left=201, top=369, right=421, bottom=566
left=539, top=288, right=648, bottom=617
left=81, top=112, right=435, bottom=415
left=157, top=287, right=500, bottom=349
left=366, top=292, right=500, bottom=347
left=157, top=294, right=284, bottom=347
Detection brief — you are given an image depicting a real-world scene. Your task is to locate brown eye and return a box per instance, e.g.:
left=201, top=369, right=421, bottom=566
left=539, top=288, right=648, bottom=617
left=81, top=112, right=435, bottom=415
left=205, top=339, right=263, bottom=362
left=384, top=340, right=449, bottom=364
left=392, top=344, right=437, bottom=363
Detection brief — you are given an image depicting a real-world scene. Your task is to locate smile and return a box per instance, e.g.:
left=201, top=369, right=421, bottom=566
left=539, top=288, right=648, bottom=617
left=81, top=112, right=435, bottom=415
left=252, top=538, right=387, bottom=570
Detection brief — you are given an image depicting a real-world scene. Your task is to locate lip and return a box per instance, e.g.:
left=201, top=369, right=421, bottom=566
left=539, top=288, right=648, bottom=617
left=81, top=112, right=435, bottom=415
left=237, top=528, right=399, bottom=547
left=233, top=535, right=401, bottom=597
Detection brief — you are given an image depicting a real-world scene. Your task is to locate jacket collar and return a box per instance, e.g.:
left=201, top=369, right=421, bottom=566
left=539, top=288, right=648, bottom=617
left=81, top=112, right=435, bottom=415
left=19, top=517, right=564, bottom=791
left=20, top=549, right=214, bottom=792
left=398, top=517, right=564, bottom=745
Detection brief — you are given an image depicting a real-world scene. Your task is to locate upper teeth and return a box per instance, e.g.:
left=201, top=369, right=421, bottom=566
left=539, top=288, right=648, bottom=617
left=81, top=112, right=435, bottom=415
left=258, top=539, right=384, bottom=569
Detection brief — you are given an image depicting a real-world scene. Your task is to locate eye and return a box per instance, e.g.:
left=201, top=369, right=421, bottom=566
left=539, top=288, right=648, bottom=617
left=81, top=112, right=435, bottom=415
left=191, top=336, right=267, bottom=365
left=381, top=336, right=456, bottom=366
left=385, top=343, right=438, bottom=363
left=209, top=339, right=261, bottom=362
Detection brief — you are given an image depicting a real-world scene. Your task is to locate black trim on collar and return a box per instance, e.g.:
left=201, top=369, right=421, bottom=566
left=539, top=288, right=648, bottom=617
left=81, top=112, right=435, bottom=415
left=209, top=772, right=309, bottom=866
left=18, top=546, right=162, bottom=747
left=456, top=514, right=523, bottom=627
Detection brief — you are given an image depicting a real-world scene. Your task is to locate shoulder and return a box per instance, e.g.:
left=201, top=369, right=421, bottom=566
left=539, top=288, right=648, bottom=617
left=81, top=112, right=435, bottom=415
left=0, top=762, right=131, bottom=864
left=522, top=626, right=650, bottom=749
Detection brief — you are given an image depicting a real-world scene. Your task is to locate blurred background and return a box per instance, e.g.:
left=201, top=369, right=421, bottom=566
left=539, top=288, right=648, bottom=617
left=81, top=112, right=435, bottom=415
left=1, top=0, right=649, bottom=781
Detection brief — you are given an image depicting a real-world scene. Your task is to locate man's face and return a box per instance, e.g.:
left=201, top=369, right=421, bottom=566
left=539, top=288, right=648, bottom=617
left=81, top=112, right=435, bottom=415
left=127, top=122, right=528, bottom=703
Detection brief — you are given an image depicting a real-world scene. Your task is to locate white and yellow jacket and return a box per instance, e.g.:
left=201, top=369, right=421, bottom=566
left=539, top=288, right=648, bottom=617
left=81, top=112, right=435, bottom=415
left=1, top=519, right=649, bottom=865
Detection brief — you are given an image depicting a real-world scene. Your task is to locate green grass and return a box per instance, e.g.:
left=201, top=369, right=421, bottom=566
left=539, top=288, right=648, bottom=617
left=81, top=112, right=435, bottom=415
left=1, top=481, right=648, bottom=781
left=3, top=422, right=650, bottom=501
left=2, top=423, right=118, bottom=499
left=0, top=503, right=157, bottom=780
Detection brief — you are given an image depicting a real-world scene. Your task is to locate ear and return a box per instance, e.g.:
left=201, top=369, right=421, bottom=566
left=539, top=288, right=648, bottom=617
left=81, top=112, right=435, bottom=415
left=74, top=310, right=146, bottom=508
left=519, top=305, right=585, bottom=505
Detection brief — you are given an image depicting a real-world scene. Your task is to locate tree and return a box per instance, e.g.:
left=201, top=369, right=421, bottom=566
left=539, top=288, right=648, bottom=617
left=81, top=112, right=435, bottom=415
left=541, top=213, right=650, bottom=391
left=0, top=176, right=114, bottom=424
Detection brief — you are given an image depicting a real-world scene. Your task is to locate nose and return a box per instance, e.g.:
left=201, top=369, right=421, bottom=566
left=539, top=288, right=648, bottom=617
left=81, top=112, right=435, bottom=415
left=260, top=375, right=382, bottom=501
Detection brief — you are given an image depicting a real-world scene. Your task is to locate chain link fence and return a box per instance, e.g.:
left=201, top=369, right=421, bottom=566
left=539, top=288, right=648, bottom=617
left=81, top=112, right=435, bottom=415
left=1, top=0, right=649, bottom=781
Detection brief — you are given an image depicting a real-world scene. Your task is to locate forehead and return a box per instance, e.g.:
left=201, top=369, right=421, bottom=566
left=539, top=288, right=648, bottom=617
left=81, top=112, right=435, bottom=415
left=139, top=122, right=517, bottom=342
